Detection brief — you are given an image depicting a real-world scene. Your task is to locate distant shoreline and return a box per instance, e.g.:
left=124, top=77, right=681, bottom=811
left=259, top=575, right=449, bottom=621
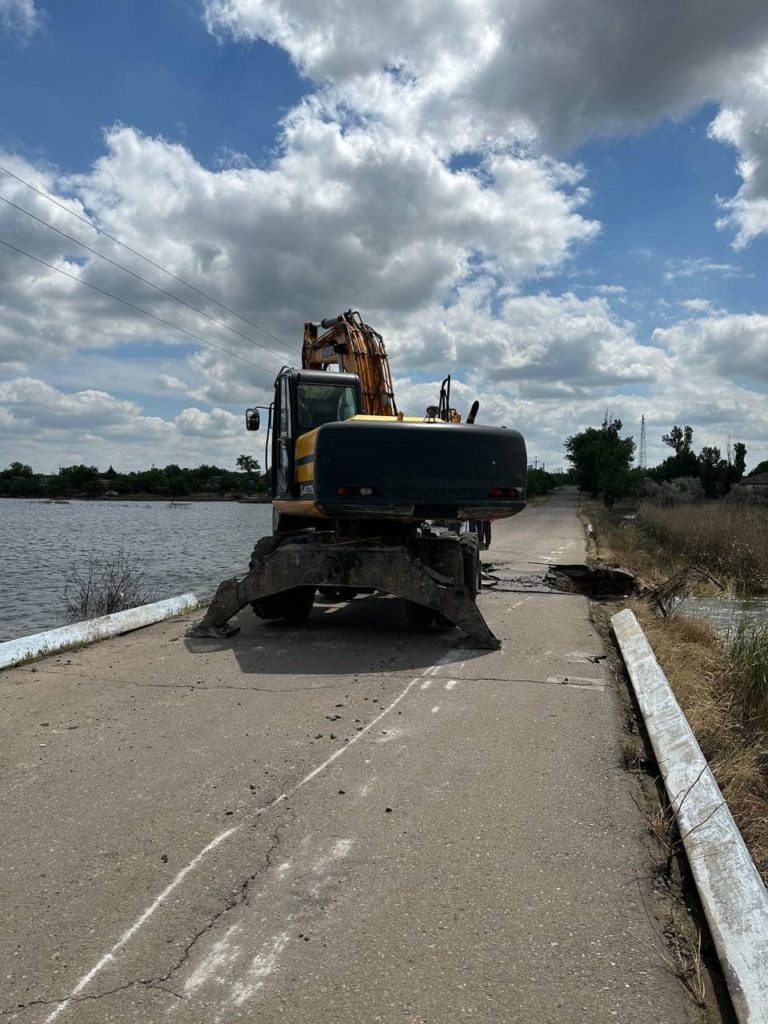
left=0, top=494, right=271, bottom=504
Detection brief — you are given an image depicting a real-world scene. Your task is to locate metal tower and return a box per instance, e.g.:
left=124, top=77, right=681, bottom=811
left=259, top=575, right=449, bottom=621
left=639, top=414, right=647, bottom=470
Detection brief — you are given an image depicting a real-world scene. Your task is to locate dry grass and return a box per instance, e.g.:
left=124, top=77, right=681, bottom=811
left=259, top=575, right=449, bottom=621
left=584, top=499, right=768, bottom=595
left=584, top=500, right=768, bottom=883
left=639, top=503, right=768, bottom=595
left=626, top=599, right=768, bottom=885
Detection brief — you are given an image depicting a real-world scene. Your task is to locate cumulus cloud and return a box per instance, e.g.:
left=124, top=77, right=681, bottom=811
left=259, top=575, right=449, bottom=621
left=710, top=63, right=768, bottom=247
left=205, top=1, right=768, bottom=248
left=205, top=0, right=768, bottom=146
left=0, top=0, right=40, bottom=39
left=653, top=313, right=768, bottom=383
left=0, top=378, right=245, bottom=471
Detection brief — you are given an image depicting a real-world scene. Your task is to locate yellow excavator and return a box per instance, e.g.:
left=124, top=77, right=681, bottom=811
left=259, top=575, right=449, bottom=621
left=189, top=311, right=527, bottom=648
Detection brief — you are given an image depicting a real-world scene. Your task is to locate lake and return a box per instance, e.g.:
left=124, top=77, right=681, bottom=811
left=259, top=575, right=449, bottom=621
left=0, top=499, right=273, bottom=642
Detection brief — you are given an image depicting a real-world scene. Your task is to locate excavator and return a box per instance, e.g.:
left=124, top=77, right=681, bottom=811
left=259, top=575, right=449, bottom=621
left=189, top=311, right=527, bottom=649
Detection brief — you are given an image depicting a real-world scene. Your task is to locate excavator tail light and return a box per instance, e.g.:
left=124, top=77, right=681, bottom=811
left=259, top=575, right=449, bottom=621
left=489, top=488, right=519, bottom=499
left=336, top=485, right=380, bottom=497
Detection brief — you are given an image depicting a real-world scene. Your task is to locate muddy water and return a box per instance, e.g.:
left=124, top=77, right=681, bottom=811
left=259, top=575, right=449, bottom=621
left=0, top=499, right=273, bottom=642
left=678, top=595, right=768, bottom=637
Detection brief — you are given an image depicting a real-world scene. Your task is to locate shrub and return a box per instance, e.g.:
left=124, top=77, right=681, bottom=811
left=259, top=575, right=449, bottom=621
left=64, top=550, right=156, bottom=621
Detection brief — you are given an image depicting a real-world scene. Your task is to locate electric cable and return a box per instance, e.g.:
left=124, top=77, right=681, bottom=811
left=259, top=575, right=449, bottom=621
left=0, top=235, right=277, bottom=381
left=0, top=161, right=294, bottom=356
left=0, top=192, right=285, bottom=364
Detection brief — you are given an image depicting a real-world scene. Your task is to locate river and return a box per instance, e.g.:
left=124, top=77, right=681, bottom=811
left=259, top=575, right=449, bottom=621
left=0, top=498, right=273, bottom=642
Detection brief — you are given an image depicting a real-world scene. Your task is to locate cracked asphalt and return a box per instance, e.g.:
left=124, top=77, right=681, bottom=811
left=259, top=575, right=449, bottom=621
left=1, top=490, right=698, bottom=1023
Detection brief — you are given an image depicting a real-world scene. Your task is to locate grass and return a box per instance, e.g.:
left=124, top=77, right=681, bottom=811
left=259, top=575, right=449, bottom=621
left=583, top=499, right=768, bottom=595
left=621, top=600, right=768, bottom=885
left=583, top=498, right=768, bottom=883
left=730, top=622, right=768, bottom=721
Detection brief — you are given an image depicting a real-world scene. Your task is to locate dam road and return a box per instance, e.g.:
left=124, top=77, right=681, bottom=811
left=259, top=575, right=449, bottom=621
left=1, top=490, right=699, bottom=1023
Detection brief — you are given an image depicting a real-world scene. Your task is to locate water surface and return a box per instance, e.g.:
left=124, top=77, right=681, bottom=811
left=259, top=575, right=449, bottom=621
left=0, top=499, right=272, bottom=642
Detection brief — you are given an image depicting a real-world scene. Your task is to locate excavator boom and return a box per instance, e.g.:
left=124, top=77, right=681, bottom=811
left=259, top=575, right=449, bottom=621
left=302, top=310, right=398, bottom=417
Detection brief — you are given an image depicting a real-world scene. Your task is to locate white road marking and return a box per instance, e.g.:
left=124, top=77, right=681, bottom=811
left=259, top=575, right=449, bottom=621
left=420, top=679, right=432, bottom=690
left=431, top=705, right=441, bottom=713
left=45, top=826, right=240, bottom=1023
left=445, top=679, right=458, bottom=690
left=46, top=648, right=466, bottom=1020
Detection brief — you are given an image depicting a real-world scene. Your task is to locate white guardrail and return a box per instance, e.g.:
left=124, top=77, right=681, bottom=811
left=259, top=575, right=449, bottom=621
left=0, top=593, right=200, bottom=671
left=612, top=608, right=768, bottom=1023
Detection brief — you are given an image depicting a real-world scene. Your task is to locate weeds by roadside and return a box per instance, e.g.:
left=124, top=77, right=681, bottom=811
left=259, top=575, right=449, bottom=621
left=584, top=499, right=768, bottom=595
left=64, top=550, right=156, bottom=621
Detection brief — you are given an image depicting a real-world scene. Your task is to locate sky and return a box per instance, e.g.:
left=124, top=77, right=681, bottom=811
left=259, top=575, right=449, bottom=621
left=2, top=0, right=768, bottom=474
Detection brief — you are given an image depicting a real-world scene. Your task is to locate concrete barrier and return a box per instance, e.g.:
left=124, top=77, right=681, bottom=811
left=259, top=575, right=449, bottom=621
left=612, top=608, right=768, bottom=1023
left=0, top=593, right=200, bottom=671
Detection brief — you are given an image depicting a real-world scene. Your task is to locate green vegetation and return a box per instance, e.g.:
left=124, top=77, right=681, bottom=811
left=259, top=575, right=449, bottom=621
left=647, top=424, right=746, bottom=498
left=564, top=417, right=636, bottom=507
left=729, top=623, right=768, bottom=721
left=526, top=466, right=556, bottom=497
left=0, top=457, right=267, bottom=500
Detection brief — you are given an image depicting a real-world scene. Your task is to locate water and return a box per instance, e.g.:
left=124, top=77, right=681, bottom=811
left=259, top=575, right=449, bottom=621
left=0, top=498, right=273, bottom=642
left=678, top=595, right=768, bottom=638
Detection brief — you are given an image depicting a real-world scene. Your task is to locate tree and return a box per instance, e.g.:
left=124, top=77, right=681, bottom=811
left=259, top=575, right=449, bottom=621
left=564, top=418, right=635, bottom=507
left=655, top=424, right=699, bottom=480
left=236, top=454, right=259, bottom=477
left=661, top=425, right=694, bottom=456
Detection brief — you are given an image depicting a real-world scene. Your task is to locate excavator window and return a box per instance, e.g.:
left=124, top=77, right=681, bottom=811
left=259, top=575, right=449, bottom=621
left=296, top=384, right=359, bottom=433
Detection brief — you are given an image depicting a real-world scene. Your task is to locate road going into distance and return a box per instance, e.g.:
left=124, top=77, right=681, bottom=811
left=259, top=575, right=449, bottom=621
left=1, top=490, right=697, bottom=1023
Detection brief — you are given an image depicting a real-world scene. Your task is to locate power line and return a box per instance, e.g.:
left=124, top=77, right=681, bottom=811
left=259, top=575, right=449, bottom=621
left=0, top=161, right=294, bottom=357
left=0, top=235, right=279, bottom=381
left=0, top=192, right=287, bottom=365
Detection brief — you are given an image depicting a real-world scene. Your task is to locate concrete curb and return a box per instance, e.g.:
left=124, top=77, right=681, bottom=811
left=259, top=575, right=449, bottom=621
left=0, top=593, right=200, bottom=671
left=612, top=608, right=768, bottom=1023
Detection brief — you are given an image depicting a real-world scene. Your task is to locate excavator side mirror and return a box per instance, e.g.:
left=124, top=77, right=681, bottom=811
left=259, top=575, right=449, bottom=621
left=245, top=408, right=260, bottom=431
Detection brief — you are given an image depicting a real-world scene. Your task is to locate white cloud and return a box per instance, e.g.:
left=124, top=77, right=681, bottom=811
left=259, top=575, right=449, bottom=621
left=653, top=313, right=768, bottom=383
left=709, top=62, right=768, bottom=247
left=205, top=0, right=768, bottom=147
left=0, top=0, right=40, bottom=39
left=663, top=257, right=741, bottom=280
left=0, top=378, right=247, bottom=471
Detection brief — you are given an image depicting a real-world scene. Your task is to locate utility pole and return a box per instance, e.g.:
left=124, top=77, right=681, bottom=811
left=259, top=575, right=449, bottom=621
left=639, top=415, right=647, bottom=471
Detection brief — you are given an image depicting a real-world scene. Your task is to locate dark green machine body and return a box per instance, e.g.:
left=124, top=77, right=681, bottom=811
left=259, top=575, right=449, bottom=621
left=312, top=419, right=527, bottom=522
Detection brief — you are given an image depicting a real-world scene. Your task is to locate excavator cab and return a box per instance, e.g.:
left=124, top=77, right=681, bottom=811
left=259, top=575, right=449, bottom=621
left=270, top=368, right=362, bottom=500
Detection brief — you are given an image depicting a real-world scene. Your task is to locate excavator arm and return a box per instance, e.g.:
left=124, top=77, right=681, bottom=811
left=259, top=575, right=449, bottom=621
left=302, top=310, right=398, bottom=417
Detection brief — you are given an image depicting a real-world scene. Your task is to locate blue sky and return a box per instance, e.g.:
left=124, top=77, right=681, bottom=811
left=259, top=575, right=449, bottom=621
left=2, top=0, right=768, bottom=472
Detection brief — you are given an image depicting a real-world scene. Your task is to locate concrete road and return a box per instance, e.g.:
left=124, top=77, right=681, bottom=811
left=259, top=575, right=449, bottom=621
left=1, top=490, right=697, bottom=1023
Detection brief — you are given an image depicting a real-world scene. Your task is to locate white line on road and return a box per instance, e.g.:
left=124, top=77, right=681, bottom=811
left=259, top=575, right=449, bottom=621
left=44, top=827, right=240, bottom=1023
left=45, top=646, right=468, bottom=1020
left=445, top=679, right=458, bottom=690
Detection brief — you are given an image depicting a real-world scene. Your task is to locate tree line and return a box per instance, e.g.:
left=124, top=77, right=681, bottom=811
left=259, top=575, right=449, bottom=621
left=0, top=456, right=267, bottom=499
left=565, top=418, right=758, bottom=507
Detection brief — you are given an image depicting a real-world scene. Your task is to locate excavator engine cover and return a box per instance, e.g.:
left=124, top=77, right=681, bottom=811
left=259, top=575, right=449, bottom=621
left=312, top=419, right=527, bottom=521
